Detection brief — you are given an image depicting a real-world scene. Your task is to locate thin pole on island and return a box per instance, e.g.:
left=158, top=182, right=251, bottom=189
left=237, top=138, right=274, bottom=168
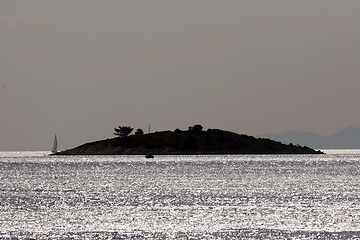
left=149, top=125, right=150, bottom=134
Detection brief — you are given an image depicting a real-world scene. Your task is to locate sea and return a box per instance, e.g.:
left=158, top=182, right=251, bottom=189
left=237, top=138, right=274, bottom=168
left=1, top=150, right=360, bottom=239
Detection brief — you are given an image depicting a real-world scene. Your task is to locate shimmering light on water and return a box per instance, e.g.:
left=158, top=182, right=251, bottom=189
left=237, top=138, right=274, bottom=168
left=1, top=151, right=360, bottom=239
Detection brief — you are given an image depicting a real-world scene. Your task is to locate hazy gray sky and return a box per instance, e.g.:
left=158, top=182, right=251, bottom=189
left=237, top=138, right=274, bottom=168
left=1, top=0, right=360, bottom=151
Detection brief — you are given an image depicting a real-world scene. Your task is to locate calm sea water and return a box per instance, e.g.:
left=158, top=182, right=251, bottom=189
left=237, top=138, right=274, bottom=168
left=1, top=150, right=360, bottom=239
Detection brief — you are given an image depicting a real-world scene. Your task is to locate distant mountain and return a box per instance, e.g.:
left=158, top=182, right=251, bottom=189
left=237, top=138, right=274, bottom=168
left=257, top=127, right=360, bottom=149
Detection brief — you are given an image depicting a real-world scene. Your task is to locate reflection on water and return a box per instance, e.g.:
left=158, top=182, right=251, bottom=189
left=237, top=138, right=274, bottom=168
left=0, top=151, right=360, bottom=239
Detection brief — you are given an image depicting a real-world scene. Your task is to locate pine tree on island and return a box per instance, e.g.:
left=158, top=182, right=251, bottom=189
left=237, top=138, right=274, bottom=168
left=114, top=126, right=133, bottom=138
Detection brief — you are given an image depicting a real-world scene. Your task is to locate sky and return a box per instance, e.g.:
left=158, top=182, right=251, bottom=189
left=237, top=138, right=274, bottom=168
left=1, top=0, right=360, bottom=151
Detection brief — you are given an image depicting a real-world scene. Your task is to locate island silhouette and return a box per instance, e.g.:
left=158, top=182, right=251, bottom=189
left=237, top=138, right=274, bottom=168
left=56, top=125, right=323, bottom=155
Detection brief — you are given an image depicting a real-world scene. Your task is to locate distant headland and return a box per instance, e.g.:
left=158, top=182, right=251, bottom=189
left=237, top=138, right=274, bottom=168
left=55, top=125, right=323, bottom=155
left=257, top=127, right=360, bottom=149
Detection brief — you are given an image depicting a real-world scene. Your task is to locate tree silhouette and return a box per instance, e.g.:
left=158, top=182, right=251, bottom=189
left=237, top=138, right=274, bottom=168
left=135, top=128, right=144, bottom=135
left=188, top=124, right=203, bottom=132
left=114, top=126, right=133, bottom=138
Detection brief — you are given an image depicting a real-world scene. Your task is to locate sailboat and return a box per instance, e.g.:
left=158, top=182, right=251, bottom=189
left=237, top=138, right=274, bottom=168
left=52, top=134, right=58, bottom=154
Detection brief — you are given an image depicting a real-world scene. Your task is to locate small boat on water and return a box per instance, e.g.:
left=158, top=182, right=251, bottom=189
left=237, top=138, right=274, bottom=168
left=145, top=153, right=154, bottom=158
left=52, top=134, right=58, bottom=154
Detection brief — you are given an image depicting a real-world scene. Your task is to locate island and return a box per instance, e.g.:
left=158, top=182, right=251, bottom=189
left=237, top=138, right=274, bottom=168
left=56, top=125, right=323, bottom=155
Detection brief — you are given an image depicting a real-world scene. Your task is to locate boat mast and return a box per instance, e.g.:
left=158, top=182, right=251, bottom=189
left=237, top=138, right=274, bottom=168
left=52, top=134, right=57, bottom=153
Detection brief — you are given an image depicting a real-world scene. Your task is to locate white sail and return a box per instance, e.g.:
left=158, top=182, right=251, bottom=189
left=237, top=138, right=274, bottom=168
left=52, top=134, right=57, bottom=153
